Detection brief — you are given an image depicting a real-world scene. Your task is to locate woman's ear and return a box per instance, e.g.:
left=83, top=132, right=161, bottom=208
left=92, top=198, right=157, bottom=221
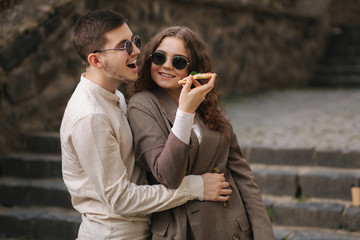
left=88, top=53, right=103, bottom=68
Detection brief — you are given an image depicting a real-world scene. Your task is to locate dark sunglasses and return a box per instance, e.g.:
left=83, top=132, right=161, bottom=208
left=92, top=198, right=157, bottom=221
left=150, top=51, right=190, bottom=70
left=93, top=35, right=141, bottom=55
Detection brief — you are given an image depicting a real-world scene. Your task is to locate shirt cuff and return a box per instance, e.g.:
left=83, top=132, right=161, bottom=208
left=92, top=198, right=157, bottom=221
left=172, top=109, right=195, bottom=144
left=183, top=175, right=204, bottom=201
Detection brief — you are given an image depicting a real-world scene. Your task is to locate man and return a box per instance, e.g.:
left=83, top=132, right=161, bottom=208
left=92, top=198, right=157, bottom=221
left=60, top=10, right=231, bottom=239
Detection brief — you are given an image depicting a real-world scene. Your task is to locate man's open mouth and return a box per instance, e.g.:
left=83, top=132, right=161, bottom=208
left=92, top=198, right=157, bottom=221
left=127, top=59, right=137, bottom=69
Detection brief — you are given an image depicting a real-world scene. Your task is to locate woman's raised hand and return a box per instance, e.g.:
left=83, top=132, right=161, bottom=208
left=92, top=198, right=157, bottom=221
left=178, top=73, right=216, bottom=114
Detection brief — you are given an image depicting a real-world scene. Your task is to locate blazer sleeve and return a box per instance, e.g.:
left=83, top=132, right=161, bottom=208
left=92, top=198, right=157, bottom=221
left=128, top=95, right=192, bottom=189
left=226, top=126, right=275, bottom=239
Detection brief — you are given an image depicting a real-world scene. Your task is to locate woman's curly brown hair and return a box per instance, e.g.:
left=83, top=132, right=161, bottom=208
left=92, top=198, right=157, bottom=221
left=130, top=26, right=230, bottom=133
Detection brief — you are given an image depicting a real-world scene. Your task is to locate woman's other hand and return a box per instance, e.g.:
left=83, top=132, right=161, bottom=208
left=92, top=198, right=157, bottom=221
left=201, top=172, right=232, bottom=201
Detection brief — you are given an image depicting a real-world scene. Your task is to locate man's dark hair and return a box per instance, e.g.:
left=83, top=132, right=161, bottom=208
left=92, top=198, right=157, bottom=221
left=70, top=10, right=128, bottom=66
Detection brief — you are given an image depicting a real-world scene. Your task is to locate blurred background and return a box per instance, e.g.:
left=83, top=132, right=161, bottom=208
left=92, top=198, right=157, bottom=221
left=0, top=0, right=360, bottom=239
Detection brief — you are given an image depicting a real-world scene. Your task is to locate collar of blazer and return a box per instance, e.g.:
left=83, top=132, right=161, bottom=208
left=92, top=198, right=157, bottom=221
left=152, top=87, right=178, bottom=124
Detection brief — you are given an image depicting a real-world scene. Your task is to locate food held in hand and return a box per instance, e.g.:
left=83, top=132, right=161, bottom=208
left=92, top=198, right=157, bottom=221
left=178, top=72, right=213, bottom=85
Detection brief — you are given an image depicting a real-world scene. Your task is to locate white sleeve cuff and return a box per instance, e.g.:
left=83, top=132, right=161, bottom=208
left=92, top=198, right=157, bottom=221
left=182, top=175, right=204, bottom=201
left=172, top=108, right=195, bottom=144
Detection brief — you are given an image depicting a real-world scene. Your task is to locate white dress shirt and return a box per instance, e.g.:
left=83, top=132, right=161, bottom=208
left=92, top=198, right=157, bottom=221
left=60, top=74, right=203, bottom=240
left=173, top=109, right=202, bottom=144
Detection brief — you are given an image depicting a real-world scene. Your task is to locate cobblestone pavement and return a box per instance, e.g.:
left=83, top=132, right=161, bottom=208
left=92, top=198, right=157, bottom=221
left=223, top=88, right=360, bottom=151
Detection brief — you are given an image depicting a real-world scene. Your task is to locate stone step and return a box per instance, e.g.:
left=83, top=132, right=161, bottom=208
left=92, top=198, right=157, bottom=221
left=332, top=26, right=360, bottom=40
left=263, top=195, right=360, bottom=233
left=21, top=132, right=61, bottom=154
left=245, top=146, right=360, bottom=169
left=310, top=74, right=360, bottom=87
left=2, top=132, right=358, bottom=238
left=329, top=31, right=360, bottom=47
left=0, top=178, right=72, bottom=208
left=325, top=46, right=360, bottom=56
left=311, top=24, right=360, bottom=88
left=0, top=206, right=80, bottom=240
left=319, top=55, right=360, bottom=66
left=318, top=55, right=360, bottom=65
left=2, top=153, right=61, bottom=178
left=252, top=164, right=360, bottom=201
left=315, top=65, right=360, bottom=74
left=273, top=226, right=360, bottom=240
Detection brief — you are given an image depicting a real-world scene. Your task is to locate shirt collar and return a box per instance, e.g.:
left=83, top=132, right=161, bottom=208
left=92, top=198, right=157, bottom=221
left=81, top=73, right=120, bottom=106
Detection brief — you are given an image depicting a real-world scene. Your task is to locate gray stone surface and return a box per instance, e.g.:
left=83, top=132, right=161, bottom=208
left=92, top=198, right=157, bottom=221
left=2, top=153, right=61, bottom=178
left=272, top=202, right=344, bottom=229
left=0, top=178, right=71, bottom=208
left=315, top=149, right=360, bottom=168
left=223, top=89, right=360, bottom=151
left=253, top=167, right=298, bottom=197
left=22, top=132, right=61, bottom=154
left=342, top=206, right=360, bottom=232
left=299, top=170, right=360, bottom=200
left=274, top=226, right=360, bottom=240
left=0, top=207, right=80, bottom=239
left=289, top=230, right=360, bottom=240
left=248, top=146, right=314, bottom=165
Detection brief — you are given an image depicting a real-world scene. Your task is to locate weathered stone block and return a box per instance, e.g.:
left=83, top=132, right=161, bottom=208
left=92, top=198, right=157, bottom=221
left=0, top=31, right=41, bottom=71
left=299, top=170, right=360, bottom=200
left=0, top=179, right=28, bottom=206
left=290, top=230, right=360, bottom=240
left=22, top=132, right=61, bottom=154
left=5, top=108, right=22, bottom=127
left=316, top=149, right=360, bottom=168
left=342, top=206, right=360, bottom=232
left=272, top=202, right=344, bottom=229
left=43, top=13, right=61, bottom=36
left=0, top=213, right=29, bottom=237
left=6, top=65, right=36, bottom=104
left=315, top=149, right=343, bottom=167
left=2, top=154, right=62, bottom=178
left=28, top=183, right=72, bottom=208
left=253, top=167, right=298, bottom=197
left=32, top=211, right=80, bottom=240
left=345, top=150, right=360, bottom=168
left=249, top=146, right=314, bottom=166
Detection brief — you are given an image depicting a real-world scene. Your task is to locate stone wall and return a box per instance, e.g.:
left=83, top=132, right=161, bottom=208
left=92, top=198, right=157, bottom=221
left=105, top=0, right=330, bottom=94
left=328, top=0, right=360, bottom=26
left=0, top=0, right=333, bottom=155
left=0, top=0, right=85, bottom=155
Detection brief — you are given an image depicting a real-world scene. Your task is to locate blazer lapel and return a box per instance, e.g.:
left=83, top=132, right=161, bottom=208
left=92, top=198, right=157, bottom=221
left=194, top=116, right=222, bottom=173
left=153, top=87, right=177, bottom=124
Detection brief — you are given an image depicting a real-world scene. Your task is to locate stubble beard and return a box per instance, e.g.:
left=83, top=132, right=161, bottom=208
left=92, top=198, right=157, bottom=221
left=103, top=60, right=135, bottom=85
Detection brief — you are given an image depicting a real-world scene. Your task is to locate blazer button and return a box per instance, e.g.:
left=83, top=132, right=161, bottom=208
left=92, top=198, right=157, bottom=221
left=213, top=167, right=221, bottom=173
left=233, top=234, right=239, bottom=240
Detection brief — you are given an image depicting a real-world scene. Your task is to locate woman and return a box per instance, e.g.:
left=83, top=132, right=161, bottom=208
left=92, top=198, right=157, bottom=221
left=128, top=26, right=275, bottom=240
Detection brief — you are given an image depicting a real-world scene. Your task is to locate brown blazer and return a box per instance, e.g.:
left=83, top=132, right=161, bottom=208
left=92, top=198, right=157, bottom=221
left=128, top=88, right=275, bottom=240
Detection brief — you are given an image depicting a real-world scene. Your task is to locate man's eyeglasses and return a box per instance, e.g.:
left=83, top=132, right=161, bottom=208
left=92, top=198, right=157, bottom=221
left=93, top=35, right=141, bottom=55
left=150, top=51, right=190, bottom=70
